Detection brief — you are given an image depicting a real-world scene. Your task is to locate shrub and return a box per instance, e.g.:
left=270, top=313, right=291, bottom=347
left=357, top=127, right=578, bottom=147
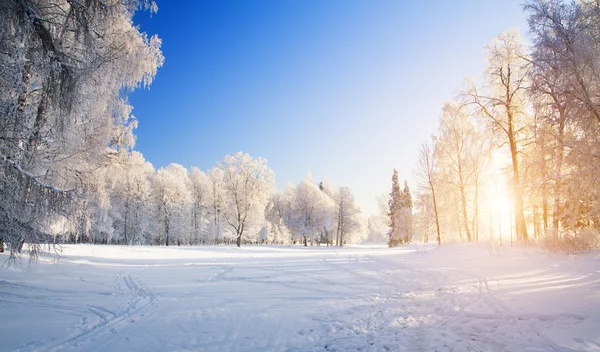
left=541, top=228, right=600, bottom=254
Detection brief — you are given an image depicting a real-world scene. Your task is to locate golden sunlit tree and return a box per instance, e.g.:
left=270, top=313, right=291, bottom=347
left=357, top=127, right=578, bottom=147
left=526, top=0, right=600, bottom=239
left=435, top=102, right=483, bottom=242
left=464, top=30, right=532, bottom=242
left=415, top=139, right=442, bottom=245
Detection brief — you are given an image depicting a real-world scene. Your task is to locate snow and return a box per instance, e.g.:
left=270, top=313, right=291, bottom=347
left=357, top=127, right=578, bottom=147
left=1, top=243, right=599, bottom=352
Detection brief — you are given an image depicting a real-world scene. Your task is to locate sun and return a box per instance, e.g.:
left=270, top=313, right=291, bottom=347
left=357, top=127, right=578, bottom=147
left=492, top=193, right=512, bottom=239
left=493, top=195, right=511, bottom=217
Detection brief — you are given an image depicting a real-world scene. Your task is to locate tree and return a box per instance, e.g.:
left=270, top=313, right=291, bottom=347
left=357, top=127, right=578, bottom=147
left=464, top=30, right=531, bottom=241
left=526, top=0, right=600, bottom=124
left=189, top=167, right=210, bottom=244
left=525, top=0, right=600, bottom=236
left=264, top=191, right=292, bottom=244
left=334, top=187, right=362, bottom=247
left=318, top=180, right=337, bottom=245
left=436, top=102, right=483, bottom=242
left=219, top=152, right=275, bottom=247
left=0, top=0, right=162, bottom=257
left=284, top=175, right=334, bottom=246
left=111, top=151, right=155, bottom=245
left=399, top=181, right=414, bottom=243
left=367, top=216, right=388, bottom=243
left=415, top=140, right=442, bottom=245
left=388, top=169, right=403, bottom=247
left=207, top=166, right=228, bottom=244
left=154, top=164, right=191, bottom=246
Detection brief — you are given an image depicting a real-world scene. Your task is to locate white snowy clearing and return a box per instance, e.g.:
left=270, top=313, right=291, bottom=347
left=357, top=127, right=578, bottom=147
left=1, top=243, right=599, bottom=352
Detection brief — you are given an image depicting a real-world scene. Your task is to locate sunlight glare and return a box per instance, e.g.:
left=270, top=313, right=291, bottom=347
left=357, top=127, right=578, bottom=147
left=493, top=193, right=512, bottom=239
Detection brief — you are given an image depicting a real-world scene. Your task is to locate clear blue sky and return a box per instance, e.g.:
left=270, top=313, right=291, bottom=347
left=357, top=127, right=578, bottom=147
left=129, top=0, right=529, bottom=216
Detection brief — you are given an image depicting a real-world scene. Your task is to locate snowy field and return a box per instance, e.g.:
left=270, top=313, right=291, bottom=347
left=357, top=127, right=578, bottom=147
left=1, top=243, right=599, bottom=352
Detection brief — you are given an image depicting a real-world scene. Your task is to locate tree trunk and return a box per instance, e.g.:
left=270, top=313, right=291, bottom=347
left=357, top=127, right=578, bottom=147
left=431, top=187, right=441, bottom=245
left=539, top=123, right=549, bottom=235
left=17, top=237, right=25, bottom=253
left=25, top=88, right=49, bottom=165
left=474, top=177, right=479, bottom=242
left=533, top=205, right=540, bottom=240
left=123, top=197, right=129, bottom=245
left=507, top=116, right=528, bottom=241
left=552, top=119, right=565, bottom=237
left=165, top=212, right=170, bottom=247
left=542, top=187, right=549, bottom=234
left=17, top=59, right=32, bottom=117
left=455, top=192, right=463, bottom=242
left=460, top=183, right=471, bottom=242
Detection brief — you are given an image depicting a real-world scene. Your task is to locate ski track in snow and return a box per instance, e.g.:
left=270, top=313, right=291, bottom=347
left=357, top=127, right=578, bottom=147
left=9, top=265, right=158, bottom=352
left=1, top=244, right=599, bottom=352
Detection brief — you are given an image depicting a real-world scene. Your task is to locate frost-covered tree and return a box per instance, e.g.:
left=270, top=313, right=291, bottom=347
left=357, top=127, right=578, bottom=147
left=206, top=167, right=229, bottom=243
left=435, top=102, right=482, bottom=242
left=405, top=0, right=600, bottom=249
left=0, top=0, right=162, bottom=257
left=317, top=180, right=337, bottom=245
left=367, top=215, right=388, bottom=243
left=219, top=152, right=275, bottom=247
left=526, top=0, right=600, bottom=124
left=264, top=191, right=292, bottom=244
left=414, top=190, right=433, bottom=243
left=525, top=0, right=600, bottom=237
left=387, top=169, right=403, bottom=247
left=367, top=195, right=390, bottom=243
left=334, top=186, right=362, bottom=246
left=286, top=174, right=335, bottom=246
left=154, top=164, right=191, bottom=246
left=399, top=181, right=414, bottom=243
left=415, top=139, right=441, bottom=245
left=189, top=167, right=210, bottom=244
left=388, top=170, right=414, bottom=246
left=111, top=152, right=154, bottom=245
left=464, top=30, right=531, bottom=241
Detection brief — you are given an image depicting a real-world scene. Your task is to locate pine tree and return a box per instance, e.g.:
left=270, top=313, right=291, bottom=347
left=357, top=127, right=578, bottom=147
left=402, top=181, right=413, bottom=209
left=400, top=180, right=414, bottom=243
left=388, top=169, right=402, bottom=247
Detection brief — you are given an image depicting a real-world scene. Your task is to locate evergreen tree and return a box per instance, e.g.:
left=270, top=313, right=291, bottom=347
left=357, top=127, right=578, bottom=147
left=388, top=169, right=402, bottom=247
left=402, top=181, right=413, bottom=209
left=400, top=180, right=414, bottom=243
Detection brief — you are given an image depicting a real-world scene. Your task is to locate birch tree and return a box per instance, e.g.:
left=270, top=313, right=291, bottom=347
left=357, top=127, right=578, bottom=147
left=415, top=139, right=442, bottom=245
left=189, top=167, right=210, bottom=244
left=108, top=152, right=154, bottom=244
left=464, top=30, right=531, bottom=241
left=334, top=187, right=362, bottom=247
left=154, top=164, right=191, bottom=246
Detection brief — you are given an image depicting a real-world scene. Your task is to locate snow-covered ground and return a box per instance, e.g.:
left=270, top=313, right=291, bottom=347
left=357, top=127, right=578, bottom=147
left=1, top=243, right=599, bottom=352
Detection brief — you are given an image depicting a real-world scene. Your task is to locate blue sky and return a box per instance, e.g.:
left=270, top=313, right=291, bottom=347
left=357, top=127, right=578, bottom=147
left=130, top=0, right=529, bottom=215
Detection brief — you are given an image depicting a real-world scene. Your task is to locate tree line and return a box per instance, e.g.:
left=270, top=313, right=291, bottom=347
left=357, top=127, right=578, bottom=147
left=410, top=0, right=600, bottom=250
left=0, top=0, right=366, bottom=260
left=55, top=150, right=365, bottom=248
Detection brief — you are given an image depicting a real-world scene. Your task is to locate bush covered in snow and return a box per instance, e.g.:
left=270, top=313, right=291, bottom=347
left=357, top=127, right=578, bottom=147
left=541, top=228, right=600, bottom=254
